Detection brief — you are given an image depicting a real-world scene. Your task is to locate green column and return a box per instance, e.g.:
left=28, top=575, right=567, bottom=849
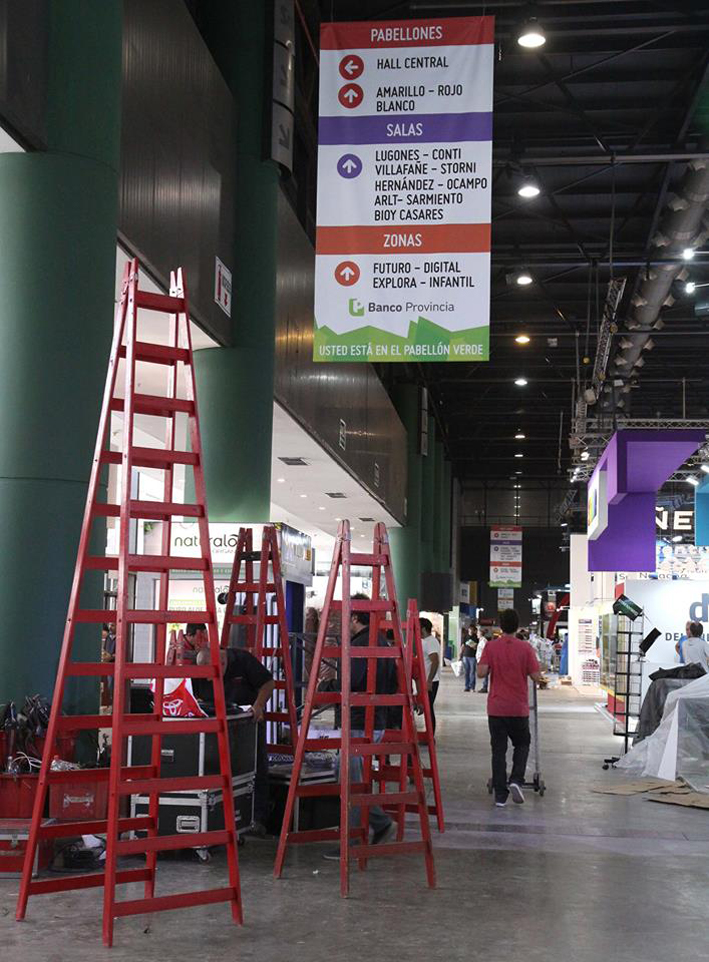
left=442, top=460, right=452, bottom=572
left=420, top=417, right=436, bottom=573
left=389, top=385, right=423, bottom=607
left=0, top=1, right=122, bottom=707
left=192, top=0, right=278, bottom=522
left=432, top=439, right=444, bottom=571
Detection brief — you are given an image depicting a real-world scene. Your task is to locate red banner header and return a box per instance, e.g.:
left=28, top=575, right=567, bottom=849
left=321, top=16, right=495, bottom=51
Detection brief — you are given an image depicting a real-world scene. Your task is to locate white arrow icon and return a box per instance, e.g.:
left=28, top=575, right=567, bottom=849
left=340, top=266, right=355, bottom=281
left=342, top=159, right=357, bottom=173
left=343, top=88, right=358, bottom=103
left=344, top=59, right=358, bottom=75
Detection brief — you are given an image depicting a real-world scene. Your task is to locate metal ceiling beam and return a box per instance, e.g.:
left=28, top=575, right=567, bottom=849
left=493, top=151, right=709, bottom=167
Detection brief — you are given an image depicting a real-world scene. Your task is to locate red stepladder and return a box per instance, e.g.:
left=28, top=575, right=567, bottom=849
left=273, top=520, right=436, bottom=897
left=219, top=525, right=298, bottom=753
left=15, top=259, right=242, bottom=946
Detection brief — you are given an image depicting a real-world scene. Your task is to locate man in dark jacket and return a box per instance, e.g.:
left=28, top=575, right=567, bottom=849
left=320, top=595, right=397, bottom=857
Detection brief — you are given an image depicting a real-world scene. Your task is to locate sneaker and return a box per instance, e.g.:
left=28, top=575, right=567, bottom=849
left=464, top=688, right=470, bottom=692
left=509, top=782, right=525, bottom=805
left=372, top=822, right=397, bottom=846
left=495, top=797, right=508, bottom=808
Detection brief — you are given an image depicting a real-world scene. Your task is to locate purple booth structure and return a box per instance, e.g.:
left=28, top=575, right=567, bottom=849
left=587, top=429, right=705, bottom=572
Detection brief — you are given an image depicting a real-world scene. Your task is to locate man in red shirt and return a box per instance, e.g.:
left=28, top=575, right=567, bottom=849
left=478, top=608, right=542, bottom=807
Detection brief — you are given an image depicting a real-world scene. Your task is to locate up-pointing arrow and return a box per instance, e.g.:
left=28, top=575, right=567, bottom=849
left=340, top=266, right=355, bottom=281
left=343, top=88, right=358, bottom=103
left=342, top=158, right=357, bottom=173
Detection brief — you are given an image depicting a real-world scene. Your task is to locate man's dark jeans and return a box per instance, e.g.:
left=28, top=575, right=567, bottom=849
left=488, top=715, right=531, bottom=801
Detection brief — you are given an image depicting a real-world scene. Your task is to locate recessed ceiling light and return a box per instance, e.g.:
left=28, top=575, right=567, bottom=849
left=300, top=493, right=307, bottom=498
left=318, top=506, right=326, bottom=511
left=515, top=432, right=526, bottom=440
left=514, top=377, right=528, bottom=386
left=682, top=247, right=695, bottom=261
left=560, top=522, right=568, bottom=527
left=516, top=470, right=522, bottom=475
left=515, top=453, right=524, bottom=458
left=517, top=181, right=540, bottom=199
left=517, top=17, right=546, bottom=48
left=515, top=334, right=531, bottom=344
left=516, top=271, right=533, bottom=286
left=685, top=281, right=696, bottom=294
left=277, top=477, right=286, bottom=483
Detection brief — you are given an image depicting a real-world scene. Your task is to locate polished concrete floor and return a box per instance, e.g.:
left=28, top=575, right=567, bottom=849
left=3, top=673, right=709, bottom=960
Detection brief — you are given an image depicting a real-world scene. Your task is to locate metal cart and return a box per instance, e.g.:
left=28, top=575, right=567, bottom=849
left=487, top=678, right=546, bottom=796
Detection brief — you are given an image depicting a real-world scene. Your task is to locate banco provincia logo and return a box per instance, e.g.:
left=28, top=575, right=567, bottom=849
left=348, top=297, right=365, bottom=317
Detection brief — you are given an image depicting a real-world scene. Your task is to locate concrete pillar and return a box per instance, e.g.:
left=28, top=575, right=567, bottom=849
left=0, top=1, right=122, bottom=706
left=389, top=385, right=422, bottom=607
left=192, top=0, right=278, bottom=522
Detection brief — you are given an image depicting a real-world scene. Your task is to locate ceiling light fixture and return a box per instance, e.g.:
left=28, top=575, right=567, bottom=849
left=580, top=451, right=589, bottom=461
left=687, top=476, right=700, bottom=487
left=517, top=16, right=546, bottom=48
left=318, top=506, right=326, bottom=511
left=515, top=432, right=526, bottom=439
left=682, top=247, right=695, bottom=261
left=515, top=334, right=531, bottom=344
left=516, top=270, right=533, bottom=286
left=685, top=281, right=696, bottom=294
left=515, top=453, right=524, bottom=458
left=701, top=465, right=709, bottom=474
left=672, top=535, right=683, bottom=543
left=277, top=477, right=286, bottom=483
left=560, top=522, right=568, bottom=528
left=514, top=377, right=528, bottom=386
left=300, top=493, right=307, bottom=498
left=517, top=179, right=540, bottom=199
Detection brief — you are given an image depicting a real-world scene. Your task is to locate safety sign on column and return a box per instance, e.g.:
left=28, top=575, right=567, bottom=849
left=314, top=16, right=494, bottom=363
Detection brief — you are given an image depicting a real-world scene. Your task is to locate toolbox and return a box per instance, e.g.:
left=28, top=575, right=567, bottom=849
left=0, top=818, right=55, bottom=877
left=127, top=711, right=256, bottom=779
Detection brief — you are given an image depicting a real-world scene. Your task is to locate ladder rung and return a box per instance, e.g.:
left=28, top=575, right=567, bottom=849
left=303, top=738, right=343, bottom=750
left=85, top=555, right=209, bottom=573
left=118, top=774, right=226, bottom=795
left=285, top=828, right=341, bottom=844
left=349, top=553, right=389, bottom=566
left=122, top=341, right=190, bottom=366
left=127, top=610, right=213, bottom=624
left=272, top=680, right=287, bottom=689
left=265, top=712, right=290, bottom=723
left=350, top=694, right=407, bottom=707
left=110, top=395, right=195, bottom=418
left=101, top=448, right=199, bottom=469
left=92, top=500, right=204, bottom=520
left=321, top=646, right=401, bottom=659
left=355, top=791, right=418, bottom=807
left=350, top=841, right=426, bottom=859
left=124, top=664, right=219, bottom=680
left=113, top=886, right=238, bottom=918
left=57, top=714, right=128, bottom=731
left=351, top=742, right=414, bottom=756
left=38, top=816, right=155, bottom=839
left=233, top=582, right=276, bottom=592
left=312, top=693, right=339, bottom=706
left=27, top=867, right=151, bottom=897
left=121, top=717, right=223, bottom=736
left=66, top=662, right=114, bottom=677
left=135, top=290, right=185, bottom=314
left=261, top=647, right=283, bottom=657
left=116, top=830, right=231, bottom=856
left=295, top=783, right=342, bottom=798
left=47, top=766, right=155, bottom=785
left=228, top=614, right=279, bottom=625
left=331, top=599, right=393, bottom=612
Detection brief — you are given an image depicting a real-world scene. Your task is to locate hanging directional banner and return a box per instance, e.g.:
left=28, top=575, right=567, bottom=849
left=314, top=16, right=494, bottom=363
left=489, top=525, right=522, bottom=588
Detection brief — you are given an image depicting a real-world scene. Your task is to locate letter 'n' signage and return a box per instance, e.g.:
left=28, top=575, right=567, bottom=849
left=314, top=17, right=494, bottom=362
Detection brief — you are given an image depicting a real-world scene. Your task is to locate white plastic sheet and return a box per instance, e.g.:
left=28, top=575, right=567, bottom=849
left=617, top=673, right=709, bottom=785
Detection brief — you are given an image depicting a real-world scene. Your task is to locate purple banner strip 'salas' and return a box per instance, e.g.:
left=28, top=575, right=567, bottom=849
left=318, top=111, right=493, bottom=145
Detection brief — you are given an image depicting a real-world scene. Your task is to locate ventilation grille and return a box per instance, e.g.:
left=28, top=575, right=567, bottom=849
left=325, top=492, right=347, bottom=499
left=359, top=517, right=375, bottom=522
left=278, top=457, right=308, bottom=466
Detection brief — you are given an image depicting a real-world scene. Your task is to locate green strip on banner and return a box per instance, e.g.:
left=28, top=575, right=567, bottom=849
left=314, top=315, right=489, bottom=363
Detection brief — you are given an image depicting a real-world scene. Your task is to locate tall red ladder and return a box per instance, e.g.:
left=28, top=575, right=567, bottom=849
left=16, top=259, right=242, bottom=946
left=273, top=521, right=436, bottom=896
left=219, top=525, right=298, bottom=753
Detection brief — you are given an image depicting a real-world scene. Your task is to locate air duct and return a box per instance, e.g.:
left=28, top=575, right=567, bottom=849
left=601, top=155, right=709, bottom=409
